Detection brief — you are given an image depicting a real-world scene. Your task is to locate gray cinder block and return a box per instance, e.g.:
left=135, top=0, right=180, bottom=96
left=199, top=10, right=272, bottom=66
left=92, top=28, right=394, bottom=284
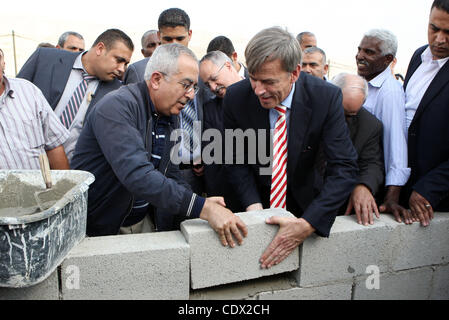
left=380, top=212, right=449, bottom=271
left=60, top=231, right=189, bottom=300
left=296, top=215, right=396, bottom=287
left=181, top=209, right=300, bottom=290
left=354, top=267, right=433, bottom=300
left=430, top=264, right=449, bottom=300
left=257, top=282, right=352, bottom=300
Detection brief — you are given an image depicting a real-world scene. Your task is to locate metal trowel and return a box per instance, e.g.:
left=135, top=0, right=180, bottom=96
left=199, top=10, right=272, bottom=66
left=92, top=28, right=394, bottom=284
left=34, top=153, right=57, bottom=211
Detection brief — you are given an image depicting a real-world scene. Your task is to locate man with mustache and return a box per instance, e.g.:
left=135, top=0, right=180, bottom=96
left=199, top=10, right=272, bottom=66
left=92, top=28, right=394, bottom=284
left=71, top=44, right=248, bottom=244
left=355, top=29, right=413, bottom=225
left=199, top=50, right=245, bottom=211
left=401, top=0, right=449, bottom=226
left=17, top=29, right=133, bottom=163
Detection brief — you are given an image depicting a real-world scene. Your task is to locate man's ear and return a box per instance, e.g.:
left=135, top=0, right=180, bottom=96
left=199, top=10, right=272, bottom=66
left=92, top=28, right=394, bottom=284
left=231, top=51, right=238, bottom=63
left=149, top=71, right=163, bottom=90
left=95, top=42, right=106, bottom=56
left=188, top=30, right=193, bottom=42
left=385, top=54, right=394, bottom=65
left=291, top=64, right=301, bottom=82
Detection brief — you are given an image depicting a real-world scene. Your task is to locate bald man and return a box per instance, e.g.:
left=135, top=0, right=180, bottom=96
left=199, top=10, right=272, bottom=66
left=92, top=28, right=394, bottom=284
left=332, top=73, right=385, bottom=226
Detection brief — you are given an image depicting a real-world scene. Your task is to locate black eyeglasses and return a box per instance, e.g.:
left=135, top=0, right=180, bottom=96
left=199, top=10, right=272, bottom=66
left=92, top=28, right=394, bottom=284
left=160, top=72, right=199, bottom=95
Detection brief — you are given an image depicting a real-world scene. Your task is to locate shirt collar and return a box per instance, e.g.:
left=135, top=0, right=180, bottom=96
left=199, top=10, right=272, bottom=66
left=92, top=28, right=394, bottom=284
left=73, top=51, right=88, bottom=72
left=368, top=66, right=392, bottom=88
left=421, top=46, right=449, bottom=68
left=280, top=83, right=295, bottom=109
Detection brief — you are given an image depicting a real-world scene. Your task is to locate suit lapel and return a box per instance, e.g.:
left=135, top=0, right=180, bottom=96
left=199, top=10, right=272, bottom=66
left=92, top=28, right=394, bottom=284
left=50, top=54, right=78, bottom=109
left=411, top=54, right=449, bottom=126
left=287, top=78, right=312, bottom=182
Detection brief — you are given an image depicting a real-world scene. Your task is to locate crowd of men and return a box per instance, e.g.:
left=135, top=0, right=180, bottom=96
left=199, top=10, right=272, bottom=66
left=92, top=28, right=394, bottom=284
left=1, top=0, right=449, bottom=268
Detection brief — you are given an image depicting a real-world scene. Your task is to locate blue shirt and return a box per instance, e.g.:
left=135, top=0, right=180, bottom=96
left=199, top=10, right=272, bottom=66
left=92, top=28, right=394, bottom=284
left=363, top=67, right=410, bottom=186
left=269, top=83, right=295, bottom=133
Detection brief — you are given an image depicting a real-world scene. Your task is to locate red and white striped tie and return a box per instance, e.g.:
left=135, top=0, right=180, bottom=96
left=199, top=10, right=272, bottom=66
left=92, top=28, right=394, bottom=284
left=270, top=105, right=288, bottom=209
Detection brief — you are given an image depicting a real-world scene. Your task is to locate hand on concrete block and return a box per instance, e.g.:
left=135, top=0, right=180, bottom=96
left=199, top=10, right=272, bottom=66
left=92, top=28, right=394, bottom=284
left=200, top=197, right=248, bottom=248
left=260, top=217, right=315, bottom=269
left=345, top=184, right=380, bottom=226
left=409, top=191, right=434, bottom=227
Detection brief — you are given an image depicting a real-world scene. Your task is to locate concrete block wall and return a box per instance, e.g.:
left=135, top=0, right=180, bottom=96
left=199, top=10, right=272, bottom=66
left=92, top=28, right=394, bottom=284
left=1, top=210, right=448, bottom=300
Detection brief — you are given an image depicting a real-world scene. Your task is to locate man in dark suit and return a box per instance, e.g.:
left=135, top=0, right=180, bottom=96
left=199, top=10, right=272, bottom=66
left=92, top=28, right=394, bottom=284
left=17, top=29, right=133, bottom=162
left=332, top=73, right=385, bottom=226
left=206, top=35, right=249, bottom=79
left=199, top=50, right=245, bottom=212
left=123, top=30, right=160, bottom=84
left=401, top=0, right=449, bottom=226
left=224, top=27, right=358, bottom=268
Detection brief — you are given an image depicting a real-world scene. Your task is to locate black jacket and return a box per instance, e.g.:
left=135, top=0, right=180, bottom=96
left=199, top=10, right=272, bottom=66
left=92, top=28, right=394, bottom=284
left=402, top=45, right=449, bottom=210
left=224, top=75, right=358, bottom=237
left=71, top=81, right=200, bottom=236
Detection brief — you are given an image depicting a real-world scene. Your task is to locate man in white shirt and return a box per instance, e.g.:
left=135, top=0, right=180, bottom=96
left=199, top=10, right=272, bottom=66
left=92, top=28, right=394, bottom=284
left=356, top=29, right=413, bottom=224
left=0, top=48, right=70, bottom=170
left=402, top=0, right=449, bottom=226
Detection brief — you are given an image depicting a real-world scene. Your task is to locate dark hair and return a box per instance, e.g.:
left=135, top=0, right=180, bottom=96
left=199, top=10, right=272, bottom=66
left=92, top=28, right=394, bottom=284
left=38, top=42, right=55, bottom=49
left=206, top=36, right=235, bottom=57
left=432, top=0, right=449, bottom=13
left=92, top=29, right=134, bottom=51
left=57, top=31, right=84, bottom=47
left=158, top=8, right=190, bottom=30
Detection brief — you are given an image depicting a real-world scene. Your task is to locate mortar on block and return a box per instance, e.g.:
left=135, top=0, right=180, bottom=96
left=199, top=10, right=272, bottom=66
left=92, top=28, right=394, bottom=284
left=0, top=170, right=95, bottom=288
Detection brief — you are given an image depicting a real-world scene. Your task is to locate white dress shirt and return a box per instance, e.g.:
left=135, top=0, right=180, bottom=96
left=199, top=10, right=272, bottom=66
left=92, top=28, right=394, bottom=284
left=363, top=67, right=410, bottom=186
left=405, top=46, right=449, bottom=131
left=54, top=52, right=99, bottom=162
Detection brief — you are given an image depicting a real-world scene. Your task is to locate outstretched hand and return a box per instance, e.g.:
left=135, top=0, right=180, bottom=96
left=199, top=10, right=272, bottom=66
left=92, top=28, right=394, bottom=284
left=259, top=217, right=315, bottom=269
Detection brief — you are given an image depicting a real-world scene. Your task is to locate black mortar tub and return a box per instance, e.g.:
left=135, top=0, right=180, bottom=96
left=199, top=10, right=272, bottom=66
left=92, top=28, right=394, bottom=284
left=0, top=170, right=94, bottom=288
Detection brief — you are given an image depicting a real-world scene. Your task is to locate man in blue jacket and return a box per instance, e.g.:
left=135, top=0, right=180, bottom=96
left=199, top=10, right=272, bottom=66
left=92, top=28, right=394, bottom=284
left=71, top=44, right=247, bottom=247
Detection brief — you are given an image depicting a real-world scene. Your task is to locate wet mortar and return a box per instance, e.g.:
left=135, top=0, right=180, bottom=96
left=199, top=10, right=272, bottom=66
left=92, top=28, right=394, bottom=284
left=0, top=175, right=76, bottom=218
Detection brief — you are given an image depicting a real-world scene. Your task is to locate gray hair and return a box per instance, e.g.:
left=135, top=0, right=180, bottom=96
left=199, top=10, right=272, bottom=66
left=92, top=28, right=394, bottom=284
left=141, top=30, right=158, bottom=48
left=331, top=73, right=369, bottom=100
left=144, top=43, right=197, bottom=81
left=245, top=27, right=302, bottom=74
left=363, top=29, right=398, bottom=57
left=57, top=31, right=84, bottom=47
left=303, top=46, right=327, bottom=65
left=296, top=31, right=315, bottom=44
left=200, top=50, right=233, bottom=68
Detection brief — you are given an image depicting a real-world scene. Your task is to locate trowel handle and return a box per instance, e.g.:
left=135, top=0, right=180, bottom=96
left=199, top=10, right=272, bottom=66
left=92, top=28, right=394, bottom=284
left=39, top=153, right=52, bottom=189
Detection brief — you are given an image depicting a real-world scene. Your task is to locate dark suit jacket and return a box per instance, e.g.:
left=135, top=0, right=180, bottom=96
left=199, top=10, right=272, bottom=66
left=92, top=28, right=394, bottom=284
left=202, top=96, right=243, bottom=212
left=224, top=74, right=358, bottom=237
left=348, top=107, right=384, bottom=195
left=123, top=57, right=149, bottom=85
left=402, top=45, right=449, bottom=210
left=17, top=48, right=122, bottom=116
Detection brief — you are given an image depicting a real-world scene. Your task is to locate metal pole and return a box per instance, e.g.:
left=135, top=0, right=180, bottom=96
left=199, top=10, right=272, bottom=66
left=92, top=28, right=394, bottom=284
left=12, top=30, right=17, bottom=76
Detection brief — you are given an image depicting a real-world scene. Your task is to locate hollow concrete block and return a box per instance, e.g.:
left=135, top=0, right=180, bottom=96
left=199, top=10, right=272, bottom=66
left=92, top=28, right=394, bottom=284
left=181, top=209, right=300, bottom=290
left=60, top=231, right=189, bottom=300
left=295, top=215, right=396, bottom=287
left=353, top=267, right=433, bottom=300
left=257, top=281, right=352, bottom=300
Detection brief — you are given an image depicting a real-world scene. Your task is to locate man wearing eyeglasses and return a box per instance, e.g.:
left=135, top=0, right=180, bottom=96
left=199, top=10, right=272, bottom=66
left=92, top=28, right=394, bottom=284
left=71, top=44, right=248, bottom=247
left=199, top=50, right=245, bottom=212
left=331, top=73, right=385, bottom=226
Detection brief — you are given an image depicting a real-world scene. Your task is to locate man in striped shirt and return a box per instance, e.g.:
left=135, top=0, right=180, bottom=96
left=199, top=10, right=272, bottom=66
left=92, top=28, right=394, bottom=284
left=0, top=48, right=70, bottom=170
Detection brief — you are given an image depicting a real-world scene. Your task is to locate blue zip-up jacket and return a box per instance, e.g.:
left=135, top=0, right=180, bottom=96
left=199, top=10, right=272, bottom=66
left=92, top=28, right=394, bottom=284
left=72, top=81, right=204, bottom=236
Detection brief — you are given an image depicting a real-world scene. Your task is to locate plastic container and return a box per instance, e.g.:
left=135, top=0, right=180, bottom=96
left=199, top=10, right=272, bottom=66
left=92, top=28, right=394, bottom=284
left=0, top=170, right=95, bottom=288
